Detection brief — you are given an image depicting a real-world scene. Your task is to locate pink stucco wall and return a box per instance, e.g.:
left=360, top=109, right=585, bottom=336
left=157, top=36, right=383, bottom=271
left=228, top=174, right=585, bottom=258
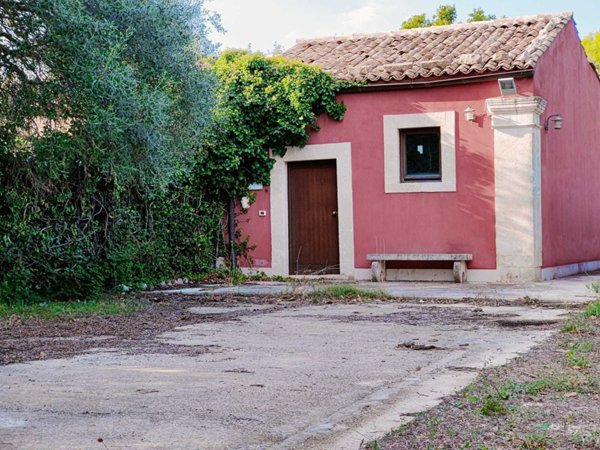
left=310, top=80, right=534, bottom=270
left=242, top=78, right=536, bottom=270
left=239, top=186, right=272, bottom=268
left=534, top=20, right=600, bottom=267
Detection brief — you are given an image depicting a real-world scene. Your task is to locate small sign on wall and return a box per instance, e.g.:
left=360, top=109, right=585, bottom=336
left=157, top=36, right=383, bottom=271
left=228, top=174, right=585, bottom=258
left=248, top=183, right=264, bottom=191
left=241, top=197, right=250, bottom=210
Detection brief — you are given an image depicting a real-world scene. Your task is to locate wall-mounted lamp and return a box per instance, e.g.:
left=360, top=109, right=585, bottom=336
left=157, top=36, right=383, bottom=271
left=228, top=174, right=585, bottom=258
left=464, top=105, right=476, bottom=122
left=498, top=77, right=517, bottom=96
left=544, top=114, right=563, bottom=131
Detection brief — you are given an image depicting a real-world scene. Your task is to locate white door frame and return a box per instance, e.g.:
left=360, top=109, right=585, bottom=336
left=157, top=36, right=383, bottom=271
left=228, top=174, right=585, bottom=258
left=270, top=143, right=355, bottom=277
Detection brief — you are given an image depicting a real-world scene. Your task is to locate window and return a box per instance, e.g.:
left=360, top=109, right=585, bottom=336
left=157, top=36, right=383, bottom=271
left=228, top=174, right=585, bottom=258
left=383, top=111, right=456, bottom=193
left=400, top=127, right=441, bottom=182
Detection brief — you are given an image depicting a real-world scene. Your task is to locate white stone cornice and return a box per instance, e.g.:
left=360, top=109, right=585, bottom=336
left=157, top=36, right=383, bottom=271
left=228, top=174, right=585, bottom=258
left=486, top=96, right=548, bottom=116
left=486, top=96, right=547, bottom=129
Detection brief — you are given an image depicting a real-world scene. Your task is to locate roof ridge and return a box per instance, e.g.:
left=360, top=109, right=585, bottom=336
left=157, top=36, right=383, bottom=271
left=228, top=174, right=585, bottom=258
left=284, top=11, right=573, bottom=83
left=293, top=12, right=573, bottom=44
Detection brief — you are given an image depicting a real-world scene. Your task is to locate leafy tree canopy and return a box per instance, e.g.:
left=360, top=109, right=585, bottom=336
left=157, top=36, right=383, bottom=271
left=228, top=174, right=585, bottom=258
left=431, top=4, right=457, bottom=26
left=1, top=0, right=220, bottom=190
left=402, top=5, right=496, bottom=29
left=196, top=50, right=352, bottom=198
left=402, top=13, right=430, bottom=29
left=0, top=0, right=222, bottom=302
left=467, top=8, right=496, bottom=22
left=582, top=31, right=600, bottom=72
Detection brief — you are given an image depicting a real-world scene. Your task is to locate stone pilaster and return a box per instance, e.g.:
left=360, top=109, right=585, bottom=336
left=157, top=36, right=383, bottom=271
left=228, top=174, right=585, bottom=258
left=486, top=96, right=547, bottom=282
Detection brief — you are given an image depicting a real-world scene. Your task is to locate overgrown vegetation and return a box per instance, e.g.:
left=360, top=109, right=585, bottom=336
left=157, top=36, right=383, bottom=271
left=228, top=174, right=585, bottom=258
left=585, top=300, right=600, bottom=317
left=0, top=297, right=146, bottom=321
left=1, top=1, right=349, bottom=305
left=1, top=0, right=223, bottom=304
left=309, top=285, right=391, bottom=302
left=199, top=50, right=351, bottom=199
left=371, top=303, right=600, bottom=450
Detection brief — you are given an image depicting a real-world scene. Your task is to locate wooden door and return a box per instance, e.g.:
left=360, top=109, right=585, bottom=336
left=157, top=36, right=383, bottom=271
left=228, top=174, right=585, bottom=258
left=288, top=160, right=340, bottom=274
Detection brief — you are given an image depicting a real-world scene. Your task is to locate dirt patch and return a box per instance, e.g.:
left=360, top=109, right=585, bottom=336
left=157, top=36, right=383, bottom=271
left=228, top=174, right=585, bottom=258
left=372, top=318, right=600, bottom=450
left=496, top=318, right=562, bottom=327
left=0, top=294, right=286, bottom=366
left=1, top=292, right=565, bottom=366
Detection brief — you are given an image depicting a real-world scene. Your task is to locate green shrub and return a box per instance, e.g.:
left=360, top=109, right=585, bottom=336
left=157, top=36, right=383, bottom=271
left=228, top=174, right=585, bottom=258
left=480, top=394, right=507, bottom=416
left=0, top=0, right=222, bottom=304
left=310, top=285, right=392, bottom=302
left=584, top=301, right=600, bottom=317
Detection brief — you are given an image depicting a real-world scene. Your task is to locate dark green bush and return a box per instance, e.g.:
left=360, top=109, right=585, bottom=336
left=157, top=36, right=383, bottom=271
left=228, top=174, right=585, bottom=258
left=0, top=0, right=223, bottom=304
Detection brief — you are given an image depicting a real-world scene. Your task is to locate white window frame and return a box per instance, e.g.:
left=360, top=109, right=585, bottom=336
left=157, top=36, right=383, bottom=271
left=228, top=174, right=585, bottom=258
left=383, top=111, right=456, bottom=193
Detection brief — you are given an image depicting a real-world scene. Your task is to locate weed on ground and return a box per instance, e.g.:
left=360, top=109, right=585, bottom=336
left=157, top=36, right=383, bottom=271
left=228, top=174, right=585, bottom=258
left=584, top=300, right=600, bottom=317
left=371, top=306, right=600, bottom=450
left=309, top=285, right=392, bottom=302
left=0, top=297, right=146, bottom=321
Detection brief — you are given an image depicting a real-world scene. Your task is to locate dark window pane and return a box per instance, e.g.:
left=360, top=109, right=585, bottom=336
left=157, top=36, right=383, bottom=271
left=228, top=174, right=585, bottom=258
left=402, top=129, right=441, bottom=180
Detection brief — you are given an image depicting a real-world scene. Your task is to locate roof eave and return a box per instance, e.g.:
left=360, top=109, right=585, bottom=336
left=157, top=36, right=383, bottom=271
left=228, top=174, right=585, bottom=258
left=341, top=69, right=535, bottom=93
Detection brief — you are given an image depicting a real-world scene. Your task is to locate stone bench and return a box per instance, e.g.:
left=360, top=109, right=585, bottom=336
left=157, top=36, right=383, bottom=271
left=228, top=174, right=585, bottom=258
left=366, top=253, right=473, bottom=283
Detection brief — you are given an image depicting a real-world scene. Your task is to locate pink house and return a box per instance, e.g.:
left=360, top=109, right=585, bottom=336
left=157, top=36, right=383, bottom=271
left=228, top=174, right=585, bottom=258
left=240, top=12, right=600, bottom=283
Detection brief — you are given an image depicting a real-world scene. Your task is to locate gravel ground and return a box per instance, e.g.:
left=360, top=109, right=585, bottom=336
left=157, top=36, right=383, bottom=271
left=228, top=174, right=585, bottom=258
left=372, top=316, right=600, bottom=450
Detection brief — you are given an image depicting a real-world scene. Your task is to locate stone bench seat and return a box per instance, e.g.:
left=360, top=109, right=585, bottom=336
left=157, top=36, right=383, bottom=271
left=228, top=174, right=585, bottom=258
left=366, top=253, right=473, bottom=283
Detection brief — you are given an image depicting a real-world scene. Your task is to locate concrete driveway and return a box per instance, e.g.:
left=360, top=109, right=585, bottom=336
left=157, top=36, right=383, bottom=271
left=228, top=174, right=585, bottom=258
left=1, top=301, right=567, bottom=449
left=161, top=272, right=600, bottom=305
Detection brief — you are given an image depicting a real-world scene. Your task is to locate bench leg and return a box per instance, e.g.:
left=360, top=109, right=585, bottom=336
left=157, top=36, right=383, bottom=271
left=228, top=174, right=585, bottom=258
left=371, top=261, right=386, bottom=282
left=453, top=261, right=467, bottom=283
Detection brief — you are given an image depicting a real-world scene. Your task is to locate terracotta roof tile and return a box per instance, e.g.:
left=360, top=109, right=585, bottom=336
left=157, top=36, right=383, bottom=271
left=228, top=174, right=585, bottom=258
left=284, top=13, right=572, bottom=82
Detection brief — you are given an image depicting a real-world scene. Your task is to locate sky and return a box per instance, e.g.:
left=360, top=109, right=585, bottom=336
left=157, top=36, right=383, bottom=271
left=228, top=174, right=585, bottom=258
left=207, top=0, right=598, bottom=53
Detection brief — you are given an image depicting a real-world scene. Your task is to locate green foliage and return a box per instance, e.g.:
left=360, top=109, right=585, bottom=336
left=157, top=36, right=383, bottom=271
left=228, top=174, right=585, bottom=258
left=402, top=13, right=431, bottom=29
left=582, top=32, right=600, bottom=71
left=431, top=4, right=457, bottom=26
left=565, top=341, right=592, bottom=369
left=521, top=423, right=553, bottom=449
left=1, top=0, right=219, bottom=188
left=309, top=285, right=391, bottom=302
left=561, top=316, right=596, bottom=333
left=566, top=350, right=590, bottom=369
left=584, top=300, right=600, bottom=317
left=569, top=430, right=600, bottom=447
left=197, top=50, right=351, bottom=198
left=0, top=0, right=223, bottom=304
left=402, top=5, right=496, bottom=29
left=367, top=440, right=380, bottom=450
left=500, top=374, right=598, bottom=397
left=1, top=2, right=352, bottom=305
left=480, top=394, right=507, bottom=416
left=467, top=8, right=496, bottom=23
left=0, top=297, right=146, bottom=321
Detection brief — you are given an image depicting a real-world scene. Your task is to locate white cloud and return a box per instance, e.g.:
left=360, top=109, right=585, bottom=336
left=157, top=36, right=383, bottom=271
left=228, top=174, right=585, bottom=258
left=284, top=30, right=300, bottom=48
left=341, top=2, right=382, bottom=30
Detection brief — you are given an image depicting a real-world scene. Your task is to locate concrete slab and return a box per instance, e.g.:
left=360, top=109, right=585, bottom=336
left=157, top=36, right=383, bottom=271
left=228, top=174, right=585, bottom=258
left=154, top=272, right=600, bottom=305
left=371, top=273, right=600, bottom=305
left=188, top=304, right=273, bottom=315
left=1, top=302, right=565, bottom=450
left=155, top=283, right=297, bottom=297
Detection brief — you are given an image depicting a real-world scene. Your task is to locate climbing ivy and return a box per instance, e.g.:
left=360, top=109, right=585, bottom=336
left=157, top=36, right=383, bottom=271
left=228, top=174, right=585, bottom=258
left=196, top=50, right=353, bottom=198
